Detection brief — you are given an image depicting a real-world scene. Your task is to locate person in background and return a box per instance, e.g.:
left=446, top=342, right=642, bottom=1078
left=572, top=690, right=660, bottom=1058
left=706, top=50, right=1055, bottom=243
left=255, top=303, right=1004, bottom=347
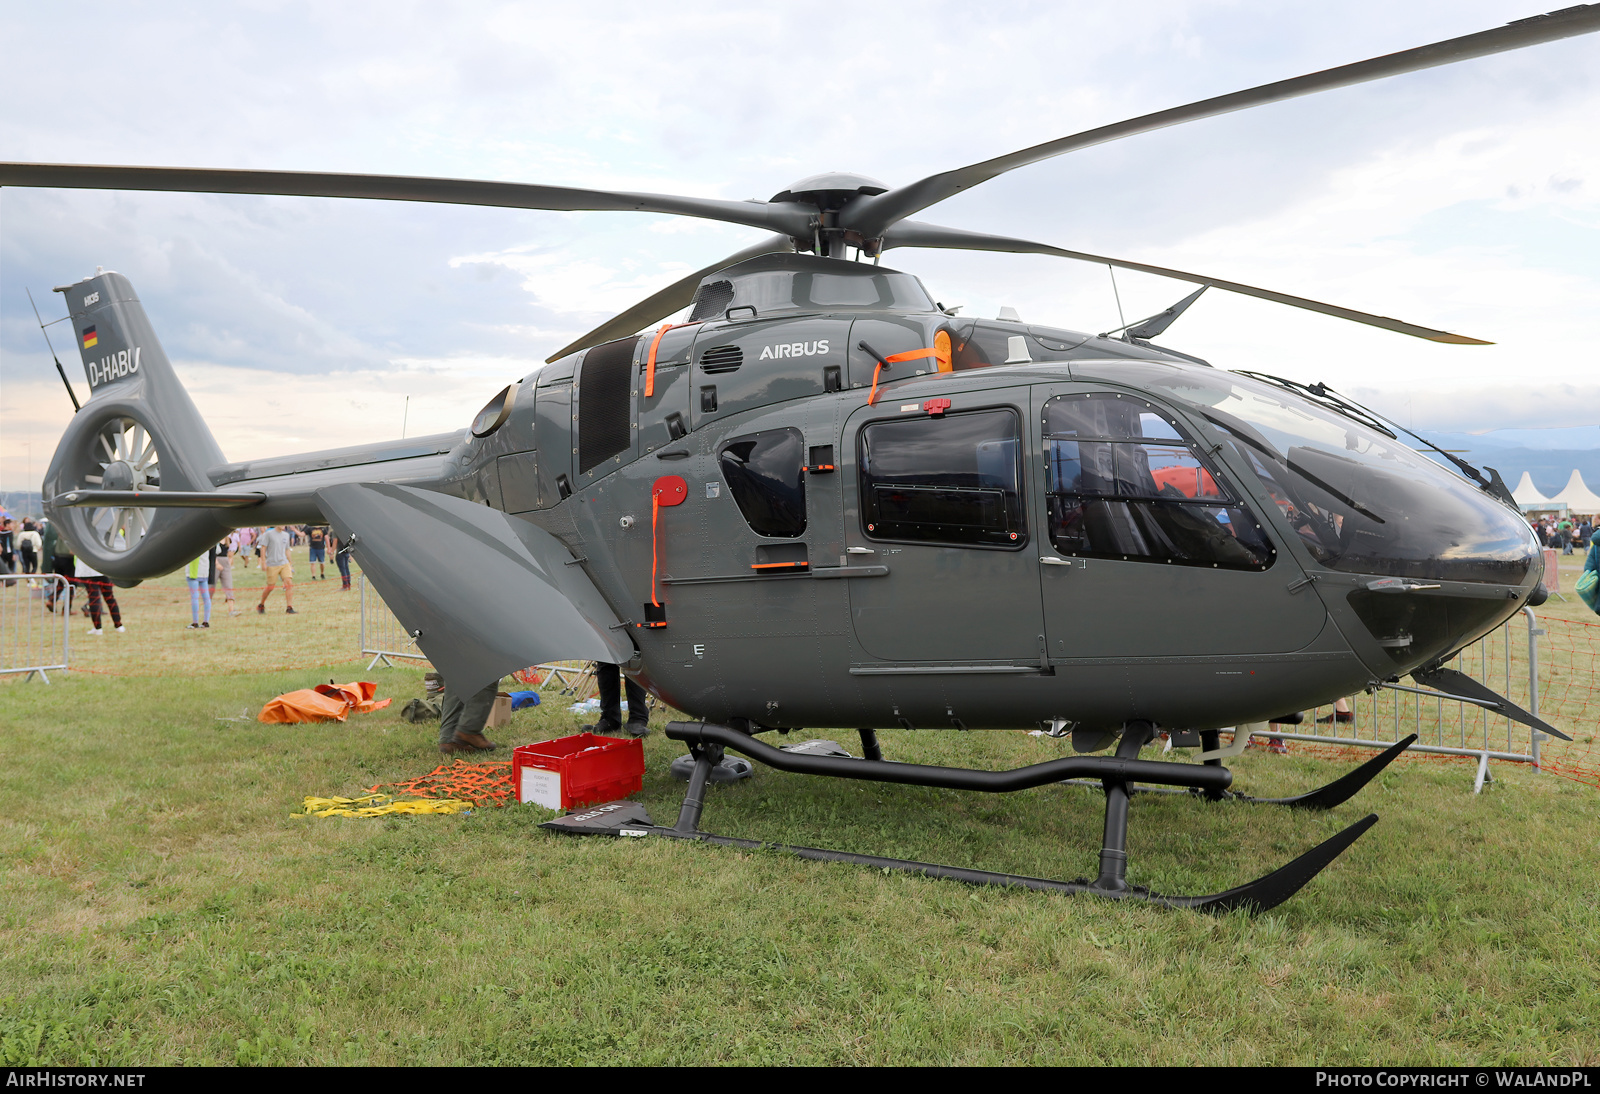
left=75, top=552, right=123, bottom=635
left=587, top=662, right=651, bottom=738
left=1558, top=515, right=1575, bottom=555
left=185, top=550, right=212, bottom=629
left=233, top=526, right=254, bottom=569
left=0, top=518, right=15, bottom=576
left=1317, top=697, right=1355, bottom=725
left=40, top=519, right=75, bottom=614
left=214, top=535, right=239, bottom=616
left=329, top=529, right=353, bottom=590
left=306, top=524, right=329, bottom=580
left=437, top=676, right=502, bottom=754
left=256, top=525, right=297, bottom=614
left=18, top=520, right=41, bottom=578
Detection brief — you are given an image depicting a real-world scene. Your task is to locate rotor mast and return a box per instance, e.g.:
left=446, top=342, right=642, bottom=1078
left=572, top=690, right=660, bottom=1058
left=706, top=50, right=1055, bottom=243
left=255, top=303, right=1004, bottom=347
left=767, top=171, right=888, bottom=259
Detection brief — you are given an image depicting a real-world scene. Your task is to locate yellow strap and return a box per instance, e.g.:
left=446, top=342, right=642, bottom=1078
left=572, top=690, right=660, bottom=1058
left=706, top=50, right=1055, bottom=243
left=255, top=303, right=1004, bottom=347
left=292, top=793, right=475, bottom=818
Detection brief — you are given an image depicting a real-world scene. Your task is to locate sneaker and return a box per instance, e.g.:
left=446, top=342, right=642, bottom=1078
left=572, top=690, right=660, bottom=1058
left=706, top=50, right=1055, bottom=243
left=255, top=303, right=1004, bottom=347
left=625, top=721, right=652, bottom=739
left=285, top=607, right=298, bottom=615
left=1316, top=711, right=1355, bottom=724
left=86, top=627, right=102, bottom=635
left=114, top=625, right=126, bottom=633
left=583, top=721, right=624, bottom=737
left=200, top=621, right=209, bottom=629
left=256, top=603, right=265, bottom=614
left=186, top=623, right=200, bottom=630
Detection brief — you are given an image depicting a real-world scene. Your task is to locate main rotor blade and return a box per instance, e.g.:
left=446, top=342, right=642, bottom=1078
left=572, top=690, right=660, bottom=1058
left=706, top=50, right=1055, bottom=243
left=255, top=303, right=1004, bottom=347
left=844, top=5, right=1600, bottom=236
left=0, top=162, right=813, bottom=238
left=543, top=234, right=795, bottom=363
left=881, top=220, right=1491, bottom=344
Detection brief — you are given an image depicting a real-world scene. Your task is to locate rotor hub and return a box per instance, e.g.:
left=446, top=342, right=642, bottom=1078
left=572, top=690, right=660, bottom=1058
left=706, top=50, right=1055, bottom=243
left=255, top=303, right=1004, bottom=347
left=101, top=460, right=139, bottom=491
left=769, top=171, right=888, bottom=212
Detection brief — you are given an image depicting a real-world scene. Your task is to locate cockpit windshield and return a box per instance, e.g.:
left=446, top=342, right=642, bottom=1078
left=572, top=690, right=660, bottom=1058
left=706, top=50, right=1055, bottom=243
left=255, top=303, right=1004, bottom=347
left=1134, top=368, right=1537, bottom=584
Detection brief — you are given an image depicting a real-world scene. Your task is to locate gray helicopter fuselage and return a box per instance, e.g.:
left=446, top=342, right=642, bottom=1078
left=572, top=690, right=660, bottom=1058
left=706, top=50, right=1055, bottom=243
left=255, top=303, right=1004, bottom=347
left=44, top=258, right=1541, bottom=735
left=413, top=255, right=1540, bottom=732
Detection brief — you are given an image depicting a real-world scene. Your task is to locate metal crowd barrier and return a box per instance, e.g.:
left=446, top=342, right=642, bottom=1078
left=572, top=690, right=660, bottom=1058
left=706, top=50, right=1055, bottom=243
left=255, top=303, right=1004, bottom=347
left=356, top=575, right=599, bottom=699
left=1257, top=607, right=1546, bottom=792
left=358, top=574, right=427, bottom=669
left=0, top=574, right=71, bottom=683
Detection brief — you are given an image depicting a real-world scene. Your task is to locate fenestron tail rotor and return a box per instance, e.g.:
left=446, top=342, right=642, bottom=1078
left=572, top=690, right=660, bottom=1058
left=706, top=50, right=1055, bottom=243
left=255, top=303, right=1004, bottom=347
left=80, top=416, right=163, bottom=557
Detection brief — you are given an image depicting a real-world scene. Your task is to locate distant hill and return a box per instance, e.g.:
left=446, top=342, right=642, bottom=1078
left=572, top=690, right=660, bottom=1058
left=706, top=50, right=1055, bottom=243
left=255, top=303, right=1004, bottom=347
left=0, top=491, right=42, bottom=518
left=1419, top=432, right=1600, bottom=497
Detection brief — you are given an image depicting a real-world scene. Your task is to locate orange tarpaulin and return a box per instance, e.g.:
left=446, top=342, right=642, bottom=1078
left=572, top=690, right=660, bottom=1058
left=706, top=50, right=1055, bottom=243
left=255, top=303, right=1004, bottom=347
left=258, top=680, right=393, bottom=724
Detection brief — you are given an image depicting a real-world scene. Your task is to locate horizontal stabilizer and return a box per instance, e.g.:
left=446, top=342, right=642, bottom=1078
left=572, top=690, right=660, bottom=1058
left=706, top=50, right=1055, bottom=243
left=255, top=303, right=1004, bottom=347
left=1412, top=666, right=1571, bottom=741
left=52, top=489, right=264, bottom=509
left=317, top=482, right=635, bottom=694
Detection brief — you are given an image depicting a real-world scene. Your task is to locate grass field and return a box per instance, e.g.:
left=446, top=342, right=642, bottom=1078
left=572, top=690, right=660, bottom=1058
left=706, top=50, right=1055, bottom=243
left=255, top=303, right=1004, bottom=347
left=2, top=548, right=1599, bottom=1066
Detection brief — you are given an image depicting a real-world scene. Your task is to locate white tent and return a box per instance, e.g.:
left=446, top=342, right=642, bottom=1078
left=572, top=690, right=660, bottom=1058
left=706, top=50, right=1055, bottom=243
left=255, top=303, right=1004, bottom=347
left=1548, top=470, right=1600, bottom=515
left=1511, top=472, right=1550, bottom=506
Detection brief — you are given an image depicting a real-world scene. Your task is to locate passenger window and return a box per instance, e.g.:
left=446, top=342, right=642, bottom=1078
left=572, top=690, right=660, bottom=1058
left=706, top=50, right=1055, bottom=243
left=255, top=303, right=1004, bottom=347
left=719, top=428, right=807, bottom=537
left=1044, top=393, right=1274, bottom=569
left=859, top=408, right=1026, bottom=548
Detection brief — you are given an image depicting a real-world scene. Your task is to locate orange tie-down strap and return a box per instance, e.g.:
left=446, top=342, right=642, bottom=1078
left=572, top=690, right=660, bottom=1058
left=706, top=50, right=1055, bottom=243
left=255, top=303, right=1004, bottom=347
left=868, top=338, right=952, bottom=406
left=645, top=321, right=700, bottom=398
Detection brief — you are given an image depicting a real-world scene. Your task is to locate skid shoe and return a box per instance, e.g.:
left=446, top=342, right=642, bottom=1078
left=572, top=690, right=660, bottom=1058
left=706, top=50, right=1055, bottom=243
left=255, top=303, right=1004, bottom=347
left=542, top=720, right=1388, bottom=913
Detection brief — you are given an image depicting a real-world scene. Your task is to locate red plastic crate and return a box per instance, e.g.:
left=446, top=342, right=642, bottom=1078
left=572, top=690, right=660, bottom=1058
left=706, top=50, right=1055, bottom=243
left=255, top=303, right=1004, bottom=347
left=512, top=733, right=644, bottom=810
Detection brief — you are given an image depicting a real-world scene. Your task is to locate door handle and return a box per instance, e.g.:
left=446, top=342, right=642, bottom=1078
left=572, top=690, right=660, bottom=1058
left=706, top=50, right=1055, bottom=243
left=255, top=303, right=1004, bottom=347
left=1039, top=556, right=1076, bottom=567
left=846, top=546, right=875, bottom=555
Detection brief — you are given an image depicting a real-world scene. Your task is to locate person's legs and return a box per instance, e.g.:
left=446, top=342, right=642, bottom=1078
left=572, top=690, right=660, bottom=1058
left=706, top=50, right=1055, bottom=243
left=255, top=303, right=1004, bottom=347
left=623, top=674, right=650, bottom=735
left=84, top=580, right=103, bottom=631
left=258, top=576, right=276, bottom=610
left=282, top=572, right=295, bottom=610
left=188, top=578, right=202, bottom=626
left=102, top=582, right=121, bottom=629
left=200, top=579, right=211, bottom=625
left=593, top=661, right=623, bottom=733
left=438, top=679, right=500, bottom=752
left=336, top=551, right=351, bottom=589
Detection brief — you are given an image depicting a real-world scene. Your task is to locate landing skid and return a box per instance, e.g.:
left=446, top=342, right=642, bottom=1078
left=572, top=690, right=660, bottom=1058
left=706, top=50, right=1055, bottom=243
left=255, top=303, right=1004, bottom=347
left=1061, top=733, right=1418, bottom=811
left=542, top=720, right=1390, bottom=913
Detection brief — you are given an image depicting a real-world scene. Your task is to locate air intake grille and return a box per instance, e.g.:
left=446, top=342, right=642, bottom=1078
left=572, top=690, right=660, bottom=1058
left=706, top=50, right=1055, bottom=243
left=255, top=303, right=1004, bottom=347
left=700, top=344, right=744, bottom=374
left=688, top=280, right=735, bottom=322
left=578, top=336, right=640, bottom=474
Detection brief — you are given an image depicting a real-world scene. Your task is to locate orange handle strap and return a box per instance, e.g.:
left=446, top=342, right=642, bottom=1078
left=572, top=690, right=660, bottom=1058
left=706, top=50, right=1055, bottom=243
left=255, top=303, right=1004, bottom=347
left=651, top=493, right=661, bottom=606
left=645, top=324, right=672, bottom=398
left=867, top=347, right=939, bottom=406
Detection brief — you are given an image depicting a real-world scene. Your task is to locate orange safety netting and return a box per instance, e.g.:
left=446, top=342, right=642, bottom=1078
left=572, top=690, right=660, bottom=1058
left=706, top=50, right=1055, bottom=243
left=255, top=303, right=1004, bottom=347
left=370, top=759, right=515, bottom=807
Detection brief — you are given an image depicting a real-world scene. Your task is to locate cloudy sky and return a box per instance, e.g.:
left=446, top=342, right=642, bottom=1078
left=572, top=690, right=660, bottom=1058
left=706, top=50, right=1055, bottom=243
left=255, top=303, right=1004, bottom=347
left=2, top=0, right=1598, bottom=493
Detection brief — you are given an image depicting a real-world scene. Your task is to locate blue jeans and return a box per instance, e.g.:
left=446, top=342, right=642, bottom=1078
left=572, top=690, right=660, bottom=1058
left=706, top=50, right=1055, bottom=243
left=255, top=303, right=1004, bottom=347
left=188, top=577, right=212, bottom=624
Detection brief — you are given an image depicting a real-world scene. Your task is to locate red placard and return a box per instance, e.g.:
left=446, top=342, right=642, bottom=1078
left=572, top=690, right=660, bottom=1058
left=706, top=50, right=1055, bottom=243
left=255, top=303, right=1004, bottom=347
left=653, top=475, right=688, bottom=507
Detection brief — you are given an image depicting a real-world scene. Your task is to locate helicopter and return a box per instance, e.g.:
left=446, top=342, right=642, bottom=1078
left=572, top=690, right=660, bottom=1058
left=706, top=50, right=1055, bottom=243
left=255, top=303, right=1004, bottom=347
left=6, top=5, right=1595, bottom=912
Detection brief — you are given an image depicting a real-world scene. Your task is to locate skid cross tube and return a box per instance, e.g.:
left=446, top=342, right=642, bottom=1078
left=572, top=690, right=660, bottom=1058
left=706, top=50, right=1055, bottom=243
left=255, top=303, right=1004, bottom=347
left=664, top=721, right=1233, bottom=794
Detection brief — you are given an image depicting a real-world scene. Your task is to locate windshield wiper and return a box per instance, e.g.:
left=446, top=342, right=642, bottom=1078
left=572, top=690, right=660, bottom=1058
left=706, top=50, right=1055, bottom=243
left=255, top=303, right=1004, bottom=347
left=1235, top=371, right=1516, bottom=507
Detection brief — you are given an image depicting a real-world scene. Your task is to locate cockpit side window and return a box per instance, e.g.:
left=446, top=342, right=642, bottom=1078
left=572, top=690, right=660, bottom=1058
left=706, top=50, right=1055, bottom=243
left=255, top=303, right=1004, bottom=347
left=719, top=428, right=807, bottom=538
left=1044, top=392, right=1274, bottom=570
left=859, top=408, right=1026, bottom=549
